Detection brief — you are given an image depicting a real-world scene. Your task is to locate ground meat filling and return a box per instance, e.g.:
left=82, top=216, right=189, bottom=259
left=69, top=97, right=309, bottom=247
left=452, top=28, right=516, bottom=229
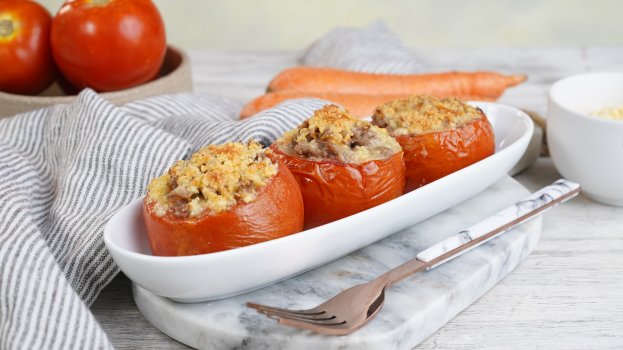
left=276, top=104, right=402, bottom=164
left=372, top=95, right=485, bottom=136
left=145, top=141, right=278, bottom=218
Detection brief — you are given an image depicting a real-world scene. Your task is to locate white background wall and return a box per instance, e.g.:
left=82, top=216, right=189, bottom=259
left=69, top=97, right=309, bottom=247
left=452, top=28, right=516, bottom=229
left=40, top=0, right=623, bottom=50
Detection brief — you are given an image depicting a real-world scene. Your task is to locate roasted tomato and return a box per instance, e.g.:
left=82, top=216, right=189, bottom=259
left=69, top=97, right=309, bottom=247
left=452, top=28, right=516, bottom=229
left=51, top=0, right=166, bottom=92
left=0, top=0, right=54, bottom=95
left=143, top=163, right=304, bottom=256
left=373, top=96, right=496, bottom=192
left=271, top=146, right=405, bottom=229
left=397, top=114, right=495, bottom=192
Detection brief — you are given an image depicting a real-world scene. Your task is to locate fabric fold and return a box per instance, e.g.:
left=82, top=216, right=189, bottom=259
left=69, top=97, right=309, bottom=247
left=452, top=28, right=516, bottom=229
left=302, top=21, right=423, bottom=74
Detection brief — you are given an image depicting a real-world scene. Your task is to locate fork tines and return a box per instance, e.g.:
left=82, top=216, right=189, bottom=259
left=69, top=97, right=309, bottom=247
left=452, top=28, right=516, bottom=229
left=247, top=302, right=348, bottom=330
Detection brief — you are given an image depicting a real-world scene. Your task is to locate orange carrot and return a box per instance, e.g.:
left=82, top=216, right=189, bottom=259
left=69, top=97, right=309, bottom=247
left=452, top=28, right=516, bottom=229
left=240, top=91, right=494, bottom=119
left=267, top=67, right=526, bottom=99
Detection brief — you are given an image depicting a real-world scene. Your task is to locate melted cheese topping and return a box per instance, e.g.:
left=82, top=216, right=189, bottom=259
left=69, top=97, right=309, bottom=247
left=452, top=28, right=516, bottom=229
left=275, top=104, right=401, bottom=164
left=372, top=95, right=484, bottom=136
left=146, top=141, right=278, bottom=218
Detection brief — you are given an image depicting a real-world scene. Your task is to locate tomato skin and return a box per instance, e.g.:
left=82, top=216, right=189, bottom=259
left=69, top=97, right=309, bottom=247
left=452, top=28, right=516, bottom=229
left=271, top=146, right=405, bottom=229
left=143, top=164, right=304, bottom=256
left=51, top=0, right=166, bottom=92
left=0, top=0, right=54, bottom=95
left=396, top=114, right=495, bottom=192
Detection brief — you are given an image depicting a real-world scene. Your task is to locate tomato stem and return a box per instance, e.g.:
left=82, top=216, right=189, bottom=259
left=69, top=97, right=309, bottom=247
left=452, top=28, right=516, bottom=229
left=0, top=19, right=13, bottom=38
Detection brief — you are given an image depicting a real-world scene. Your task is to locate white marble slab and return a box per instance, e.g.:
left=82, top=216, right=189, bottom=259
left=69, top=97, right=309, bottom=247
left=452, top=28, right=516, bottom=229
left=134, top=176, right=542, bottom=349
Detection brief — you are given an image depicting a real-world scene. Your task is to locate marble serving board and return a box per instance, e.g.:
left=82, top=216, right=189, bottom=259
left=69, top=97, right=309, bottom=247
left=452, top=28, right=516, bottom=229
left=134, top=176, right=542, bottom=349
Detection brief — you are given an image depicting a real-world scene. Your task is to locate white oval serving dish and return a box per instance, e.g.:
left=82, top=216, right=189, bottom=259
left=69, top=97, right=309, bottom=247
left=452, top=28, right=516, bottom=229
left=104, top=102, right=533, bottom=302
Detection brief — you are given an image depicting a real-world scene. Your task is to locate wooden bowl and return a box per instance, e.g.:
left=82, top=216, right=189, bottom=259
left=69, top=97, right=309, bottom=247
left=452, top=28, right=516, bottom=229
left=0, top=46, right=192, bottom=119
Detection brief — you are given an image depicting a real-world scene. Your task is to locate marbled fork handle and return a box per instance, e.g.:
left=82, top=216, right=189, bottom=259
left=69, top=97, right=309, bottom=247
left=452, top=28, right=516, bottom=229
left=380, top=179, right=580, bottom=285
left=249, top=179, right=580, bottom=335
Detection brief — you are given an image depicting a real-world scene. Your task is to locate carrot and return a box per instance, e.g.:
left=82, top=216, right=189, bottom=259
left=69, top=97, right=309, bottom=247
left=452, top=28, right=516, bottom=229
left=240, top=91, right=494, bottom=119
left=267, top=67, right=526, bottom=99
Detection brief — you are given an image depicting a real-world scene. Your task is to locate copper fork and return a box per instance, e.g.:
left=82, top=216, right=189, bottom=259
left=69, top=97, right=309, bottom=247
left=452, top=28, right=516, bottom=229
left=247, top=179, right=580, bottom=335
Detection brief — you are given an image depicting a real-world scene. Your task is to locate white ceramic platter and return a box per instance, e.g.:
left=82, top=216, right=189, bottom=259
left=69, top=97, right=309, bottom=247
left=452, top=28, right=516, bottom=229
left=103, top=102, right=533, bottom=302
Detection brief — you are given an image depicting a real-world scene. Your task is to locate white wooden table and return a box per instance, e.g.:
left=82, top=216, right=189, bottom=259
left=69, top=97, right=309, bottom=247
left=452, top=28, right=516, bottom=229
left=91, top=48, right=623, bottom=349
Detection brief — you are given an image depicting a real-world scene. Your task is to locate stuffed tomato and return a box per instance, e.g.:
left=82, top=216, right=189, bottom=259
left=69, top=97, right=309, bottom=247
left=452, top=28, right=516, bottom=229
left=271, top=105, right=405, bottom=229
left=372, top=96, right=495, bottom=192
left=143, top=142, right=304, bottom=256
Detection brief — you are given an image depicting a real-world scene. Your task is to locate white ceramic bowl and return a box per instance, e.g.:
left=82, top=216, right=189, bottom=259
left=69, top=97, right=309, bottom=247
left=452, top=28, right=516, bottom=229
left=104, top=102, right=533, bottom=302
left=547, top=72, right=623, bottom=207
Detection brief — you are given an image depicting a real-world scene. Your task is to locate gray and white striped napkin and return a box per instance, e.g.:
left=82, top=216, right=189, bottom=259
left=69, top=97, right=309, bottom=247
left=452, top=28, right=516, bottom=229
left=303, top=21, right=423, bottom=73
left=0, top=23, right=420, bottom=349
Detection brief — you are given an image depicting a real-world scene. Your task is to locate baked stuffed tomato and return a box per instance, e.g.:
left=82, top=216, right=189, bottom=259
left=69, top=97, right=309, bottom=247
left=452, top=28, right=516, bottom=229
left=271, top=104, right=405, bottom=229
left=372, top=96, right=495, bottom=192
left=143, top=141, right=304, bottom=256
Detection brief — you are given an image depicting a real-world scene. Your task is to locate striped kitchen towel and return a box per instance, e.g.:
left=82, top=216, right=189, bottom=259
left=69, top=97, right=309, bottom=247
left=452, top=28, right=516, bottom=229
left=0, top=92, right=327, bottom=350
left=0, top=23, right=422, bottom=349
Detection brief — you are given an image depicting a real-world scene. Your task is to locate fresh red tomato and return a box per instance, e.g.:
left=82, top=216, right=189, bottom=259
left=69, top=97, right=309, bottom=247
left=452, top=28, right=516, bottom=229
left=0, top=0, right=55, bottom=95
left=51, top=0, right=166, bottom=92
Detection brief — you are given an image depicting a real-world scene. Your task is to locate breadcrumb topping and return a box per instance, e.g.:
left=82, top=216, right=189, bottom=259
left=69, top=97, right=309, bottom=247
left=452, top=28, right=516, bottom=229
left=372, top=96, right=485, bottom=136
left=591, top=106, right=623, bottom=121
left=275, top=105, right=401, bottom=164
left=146, top=141, right=278, bottom=217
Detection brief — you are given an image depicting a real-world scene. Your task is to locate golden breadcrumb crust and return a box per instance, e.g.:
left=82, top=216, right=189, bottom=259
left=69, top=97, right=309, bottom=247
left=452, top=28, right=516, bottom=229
left=372, top=95, right=484, bottom=136
left=276, top=104, right=401, bottom=164
left=591, top=106, right=623, bottom=120
left=146, top=141, right=278, bottom=217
